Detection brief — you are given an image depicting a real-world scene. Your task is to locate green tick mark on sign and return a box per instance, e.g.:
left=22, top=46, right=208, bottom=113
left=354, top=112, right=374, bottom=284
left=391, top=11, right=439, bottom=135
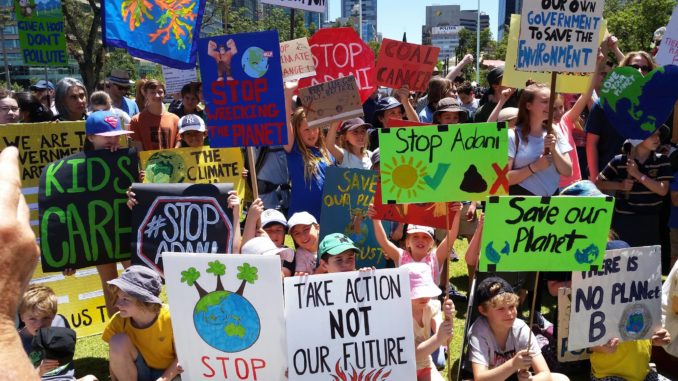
left=423, top=163, right=450, bottom=189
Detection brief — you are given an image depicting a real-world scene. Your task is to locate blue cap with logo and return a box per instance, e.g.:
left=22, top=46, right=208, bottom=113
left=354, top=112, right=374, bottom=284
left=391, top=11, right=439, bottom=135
left=85, top=110, right=134, bottom=137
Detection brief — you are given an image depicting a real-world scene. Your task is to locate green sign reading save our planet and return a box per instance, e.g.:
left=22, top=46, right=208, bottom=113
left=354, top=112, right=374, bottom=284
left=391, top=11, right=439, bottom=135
left=378, top=123, right=508, bottom=204
left=479, top=196, right=614, bottom=272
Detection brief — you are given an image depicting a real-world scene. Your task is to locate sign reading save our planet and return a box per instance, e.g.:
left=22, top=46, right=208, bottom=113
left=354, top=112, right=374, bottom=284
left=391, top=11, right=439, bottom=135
left=377, top=123, right=508, bottom=203
left=479, top=196, right=614, bottom=272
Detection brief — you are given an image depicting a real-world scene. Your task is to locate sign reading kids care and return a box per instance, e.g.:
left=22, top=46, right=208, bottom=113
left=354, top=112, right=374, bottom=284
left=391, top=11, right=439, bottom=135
left=285, top=268, right=416, bottom=380
left=568, top=246, right=663, bottom=351
left=164, top=253, right=286, bottom=380
left=479, top=196, right=614, bottom=272
left=38, top=149, right=138, bottom=272
left=14, top=0, right=68, bottom=66
left=199, top=30, right=287, bottom=147
left=518, top=0, right=604, bottom=72
left=378, top=123, right=508, bottom=204
left=375, top=39, right=439, bottom=92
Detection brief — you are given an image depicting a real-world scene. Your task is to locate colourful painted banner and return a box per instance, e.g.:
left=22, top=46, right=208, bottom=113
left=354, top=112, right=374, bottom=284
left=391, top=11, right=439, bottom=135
left=261, top=0, right=326, bottom=13
left=164, top=253, right=286, bottom=379
left=299, top=28, right=376, bottom=103
left=319, top=168, right=387, bottom=269
left=600, top=65, right=678, bottom=139
left=373, top=183, right=460, bottom=229
left=479, top=196, right=614, bottom=272
left=375, top=39, right=439, bottom=92
left=161, top=66, right=198, bottom=94
left=199, top=30, right=287, bottom=147
left=517, top=0, right=603, bottom=73
left=298, top=76, right=363, bottom=127
left=284, top=268, right=416, bottom=380
left=569, top=246, right=663, bottom=350
left=131, top=183, right=235, bottom=277
left=102, top=0, right=205, bottom=68
left=378, top=123, right=509, bottom=203
left=139, top=146, right=245, bottom=199
left=504, top=15, right=606, bottom=92
left=281, top=37, right=316, bottom=81
left=38, top=149, right=138, bottom=271
left=14, top=0, right=68, bottom=66
left=656, top=5, right=678, bottom=66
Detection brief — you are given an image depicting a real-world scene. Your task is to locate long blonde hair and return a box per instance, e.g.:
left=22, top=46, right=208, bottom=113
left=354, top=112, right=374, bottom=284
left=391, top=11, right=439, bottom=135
left=292, top=108, right=332, bottom=184
left=515, top=82, right=550, bottom=145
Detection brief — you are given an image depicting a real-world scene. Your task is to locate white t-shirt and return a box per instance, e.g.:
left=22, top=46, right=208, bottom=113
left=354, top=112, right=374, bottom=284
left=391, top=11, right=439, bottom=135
left=339, top=150, right=372, bottom=170
left=468, top=316, right=541, bottom=369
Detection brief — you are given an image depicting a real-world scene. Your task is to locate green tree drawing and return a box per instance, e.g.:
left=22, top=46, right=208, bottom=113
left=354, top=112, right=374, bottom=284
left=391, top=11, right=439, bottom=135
left=235, top=263, right=258, bottom=296
left=206, top=260, right=226, bottom=292
left=181, top=267, right=207, bottom=298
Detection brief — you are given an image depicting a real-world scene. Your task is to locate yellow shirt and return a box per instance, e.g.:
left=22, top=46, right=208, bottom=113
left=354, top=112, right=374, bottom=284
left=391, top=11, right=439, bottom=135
left=590, top=340, right=651, bottom=381
left=102, top=305, right=176, bottom=370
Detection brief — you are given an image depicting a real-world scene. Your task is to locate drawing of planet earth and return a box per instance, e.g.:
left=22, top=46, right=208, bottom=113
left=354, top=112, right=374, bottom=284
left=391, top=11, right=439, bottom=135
left=242, top=47, right=269, bottom=78
left=145, top=151, right=186, bottom=183
left=194, top=291, right=261, bottom=352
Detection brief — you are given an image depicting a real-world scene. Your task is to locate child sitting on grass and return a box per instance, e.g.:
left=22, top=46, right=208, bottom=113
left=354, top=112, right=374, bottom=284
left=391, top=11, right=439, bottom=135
left=102, top=266, right=182, bottom=381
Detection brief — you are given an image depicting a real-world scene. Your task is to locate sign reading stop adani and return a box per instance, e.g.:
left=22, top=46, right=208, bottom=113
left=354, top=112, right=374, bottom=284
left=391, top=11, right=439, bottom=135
left=199, top=30, right=287, bottom=147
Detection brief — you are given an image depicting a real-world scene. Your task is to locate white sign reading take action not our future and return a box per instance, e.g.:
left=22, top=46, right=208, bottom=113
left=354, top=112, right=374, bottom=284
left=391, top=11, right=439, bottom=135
left=261, top=0, right=327, bottom=13
left=656, top=5, right=678, bottom=66
left=285, top=268, right=416, bottom=381
left=568, top=246, right=663, bottom=351
left=161, top=66, right=198, bottom=94
left=518, top=0, right=604, bottom=73
left=164, top=253, right=286, bottom=380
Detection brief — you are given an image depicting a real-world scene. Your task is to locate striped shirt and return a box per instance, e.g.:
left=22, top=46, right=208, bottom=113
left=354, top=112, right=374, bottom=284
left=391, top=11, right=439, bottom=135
left=600, top=153, right=673, bottom=214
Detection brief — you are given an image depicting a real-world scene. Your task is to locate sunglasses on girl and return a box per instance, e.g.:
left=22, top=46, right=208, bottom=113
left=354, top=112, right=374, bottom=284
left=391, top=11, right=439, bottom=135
left=629, top=64, right=652, bottom=73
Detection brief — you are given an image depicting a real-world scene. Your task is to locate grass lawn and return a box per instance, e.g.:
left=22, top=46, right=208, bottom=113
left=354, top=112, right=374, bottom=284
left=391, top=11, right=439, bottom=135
left=74, top=237, right=593, bottom=380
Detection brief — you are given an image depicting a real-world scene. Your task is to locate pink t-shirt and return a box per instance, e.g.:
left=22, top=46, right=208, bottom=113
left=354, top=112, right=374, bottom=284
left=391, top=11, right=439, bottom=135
left=398, top=248, right=440, bottom=285
left=555, top=112, right=582, bottom=188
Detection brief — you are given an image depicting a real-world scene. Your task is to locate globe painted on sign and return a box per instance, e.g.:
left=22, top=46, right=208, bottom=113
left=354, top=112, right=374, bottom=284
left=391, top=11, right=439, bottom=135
left=193, top=290, right=260, bottom=352
left=241, top=47, right=269, bottom=78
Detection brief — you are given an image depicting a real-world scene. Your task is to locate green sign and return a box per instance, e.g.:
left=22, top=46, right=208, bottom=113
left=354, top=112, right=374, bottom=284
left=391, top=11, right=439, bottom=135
left=14, top=0, right=68, bottom=66
left=479, top=196, right=614, bottom=272
left=378, top=123, right=508, bottom=203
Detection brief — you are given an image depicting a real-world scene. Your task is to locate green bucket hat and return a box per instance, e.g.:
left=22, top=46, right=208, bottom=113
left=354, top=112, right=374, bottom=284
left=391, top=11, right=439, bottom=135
left=318, top=233, right=360, bottom=260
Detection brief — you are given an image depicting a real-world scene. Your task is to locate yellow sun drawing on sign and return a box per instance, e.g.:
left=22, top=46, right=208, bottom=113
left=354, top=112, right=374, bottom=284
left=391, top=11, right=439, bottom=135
left=381, top=156, right=427, bottom=199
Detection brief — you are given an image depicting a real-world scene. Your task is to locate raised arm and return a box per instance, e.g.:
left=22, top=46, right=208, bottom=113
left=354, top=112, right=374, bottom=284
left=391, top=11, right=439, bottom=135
left=397, top=86, right=420, bottom=123
left=563, top=51, right=602, bottom=124
left=326, top=121, right=345, bottom=164
left=435, top=203, right=461, bottom=265
left=487, top=88, right=514, bottom=122
left=367, top=204, right=401, bottom=263
left=283, top=81, right=298, bottom=153
left=446, top=54, right=474, bottom=81
left=207, top=40, right=219, bottom=60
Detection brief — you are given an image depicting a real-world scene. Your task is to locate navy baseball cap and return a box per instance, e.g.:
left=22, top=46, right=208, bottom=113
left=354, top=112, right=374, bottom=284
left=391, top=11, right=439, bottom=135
left=375, top=97, right=403, bottom=113
left=85, top=110, right=134, bottom=137
left=30, top=80, right=54, bottom=91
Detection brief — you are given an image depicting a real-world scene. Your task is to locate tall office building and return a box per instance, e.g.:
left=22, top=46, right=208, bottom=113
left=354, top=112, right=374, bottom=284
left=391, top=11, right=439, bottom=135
left=422, top=5, right=461, bottom=45
left=341, top=0, right=378, bottom=42
left=498, top=0, right=522, bottom=40
left=460, top=10, right=490, bottom=33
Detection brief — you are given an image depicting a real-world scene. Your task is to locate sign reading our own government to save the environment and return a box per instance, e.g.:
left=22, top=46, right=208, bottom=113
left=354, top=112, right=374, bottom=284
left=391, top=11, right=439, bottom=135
left=479, top=196, right=614, bottom=272
left=378, top=123, right=508, bottom=203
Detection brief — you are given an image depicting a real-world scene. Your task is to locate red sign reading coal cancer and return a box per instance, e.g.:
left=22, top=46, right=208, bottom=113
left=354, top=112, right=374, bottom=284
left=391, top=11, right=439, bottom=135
left=375, top=39, right=439, bottom=92
left=299, top=27, right=376, bottom=103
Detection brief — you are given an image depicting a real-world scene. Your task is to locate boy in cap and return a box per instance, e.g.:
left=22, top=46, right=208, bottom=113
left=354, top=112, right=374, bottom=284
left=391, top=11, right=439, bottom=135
left=176, top=114, right=208, bottom=148
left=103, top=266, right=182, bottom=381
left=317, top=233, right=361, bottom=273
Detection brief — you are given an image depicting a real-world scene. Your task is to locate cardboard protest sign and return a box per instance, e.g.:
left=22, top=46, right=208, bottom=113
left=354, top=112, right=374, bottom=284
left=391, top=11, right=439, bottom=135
left=568, top=246, right=663, bottom=350
left=261, top=0, right=326, bottom=13
left=102, top=0, right=206, bottom=68
left=285, top=268, right=416, bottom=380
left=504, top=15, right=606, bottom=92
left=161, top=66, right=199, bottom=94
left=199, top=30, right=287, bottom=147
left=479, top=196, right=614, bottom=272
left=600, top=65, right=678, bottom=139
left=299, top=28, right=376, bottom=103
left=164, top=253, right=286, bottom=379
left=517, top=0, right=603, bottom=73
left=14, top=0, right=68, bottom=66
left=319, top=168, right=388, bottom=269
left=281, top=37, right=316, bottom=81
left=656, top=5, right=678, bottom=66
left=372, top=183, right=460, bottom=229
left=139, top=146, right=245, bottom=199
left=378, top=123, right=508, bottom=203
left=557, top=288, right=592, bottom=362
left=131, top=183, right=234, bottom=277
left=375, top=39, right=439, bottom=92
left=298, top=76, right=363, bottom=127
left=38, top=149, right=138, bottom=272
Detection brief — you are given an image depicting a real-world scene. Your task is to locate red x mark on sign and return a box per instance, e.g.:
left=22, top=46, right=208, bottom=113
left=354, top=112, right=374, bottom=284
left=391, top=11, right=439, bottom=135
left=490, top=163, right=509, bottom=194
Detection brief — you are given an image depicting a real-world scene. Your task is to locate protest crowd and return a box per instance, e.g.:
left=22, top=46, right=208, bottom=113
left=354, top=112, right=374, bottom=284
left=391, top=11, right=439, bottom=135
left=1, top=1, right=678, bottom=381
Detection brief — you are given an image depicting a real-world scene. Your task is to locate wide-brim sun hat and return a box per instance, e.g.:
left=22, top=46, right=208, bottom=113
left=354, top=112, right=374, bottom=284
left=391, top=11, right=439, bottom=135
left=403, top=262, right=441, bottom=299
left=107, top=265, right=162, bottom=305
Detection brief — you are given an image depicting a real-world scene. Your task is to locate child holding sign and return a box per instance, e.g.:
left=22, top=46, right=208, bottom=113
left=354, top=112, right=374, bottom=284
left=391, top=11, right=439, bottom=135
left=469, top=277, right=568, bottom=381
left=404, top=262, right=454, bottom=381
left=326, top=118, right=372, bottom=170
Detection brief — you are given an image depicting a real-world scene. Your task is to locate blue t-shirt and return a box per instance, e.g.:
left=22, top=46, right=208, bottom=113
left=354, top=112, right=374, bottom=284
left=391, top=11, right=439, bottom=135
left=285, top=143, right=334, bottom=220
left=120, top=97, right=140, bottom=117
left=585, top=101, right=625, bottom=174
left=418, top=105, right=433, bottom=123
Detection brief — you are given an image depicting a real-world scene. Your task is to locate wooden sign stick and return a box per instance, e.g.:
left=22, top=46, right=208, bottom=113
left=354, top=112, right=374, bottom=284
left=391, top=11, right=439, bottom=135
left=247, top=147, right=259, bottom=200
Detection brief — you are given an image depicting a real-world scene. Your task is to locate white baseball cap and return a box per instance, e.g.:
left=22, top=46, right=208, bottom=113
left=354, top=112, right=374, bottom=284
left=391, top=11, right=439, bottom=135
left=261, top=209, right=287, bottom=228
left=241, top=237, right=294, bottom=262
left=407, top=224, right=434, bottom=238
left=178, top=114, right=206, bottom=134
left=287, top=211, right=317, bottom=230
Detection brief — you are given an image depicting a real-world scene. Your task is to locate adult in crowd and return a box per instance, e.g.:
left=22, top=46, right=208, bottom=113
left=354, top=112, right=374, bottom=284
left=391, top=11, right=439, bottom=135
left=29, top=80, right=56, bottom=115
left=13, top=92, right=53, bottom=123
left=368, top=87, right=420, bottom=149
left=105, top=69, right=140, bottom=118
left=473, top=67, right=519, bottom=123
left=457, top=81, right=479, bottom=120
left=0, top=146, right=42, bottom=380
left=418, top=77, right=453, bottom=123
left=0, top=89, right=20, bottom=124
left=129, top=80, right=179, bottom=151
left=54, top=78, right=88, bottom=121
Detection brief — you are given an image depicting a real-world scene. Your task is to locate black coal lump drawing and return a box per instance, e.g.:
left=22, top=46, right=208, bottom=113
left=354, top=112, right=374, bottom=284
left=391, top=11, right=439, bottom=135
left=460, top=164, right=487, bottom=193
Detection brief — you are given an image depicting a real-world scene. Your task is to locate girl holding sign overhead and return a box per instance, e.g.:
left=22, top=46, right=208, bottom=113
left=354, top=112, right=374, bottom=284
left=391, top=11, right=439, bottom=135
left=507, top=83, right=573, bottom=196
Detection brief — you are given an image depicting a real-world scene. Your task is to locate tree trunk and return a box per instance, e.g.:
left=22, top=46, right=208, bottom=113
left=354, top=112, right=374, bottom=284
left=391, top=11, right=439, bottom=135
left=195, top=282, right=208, bottom=298
left=236, top=280, right=247, bottom=296
left=216, top=276, right=224, bottom=292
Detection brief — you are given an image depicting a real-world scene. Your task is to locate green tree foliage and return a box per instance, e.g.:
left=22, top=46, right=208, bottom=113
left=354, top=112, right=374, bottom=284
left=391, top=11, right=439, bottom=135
left=235, top=263, right=258, bottom=295
left=490, top=26, right=510, bottom=61
left=102, top=49, right=137, bottom=82
left=604, top=0, right=675, bottom=53
left=62, top=0, right=104, bottom=94
left=207, top=260, right=226, bottom=291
